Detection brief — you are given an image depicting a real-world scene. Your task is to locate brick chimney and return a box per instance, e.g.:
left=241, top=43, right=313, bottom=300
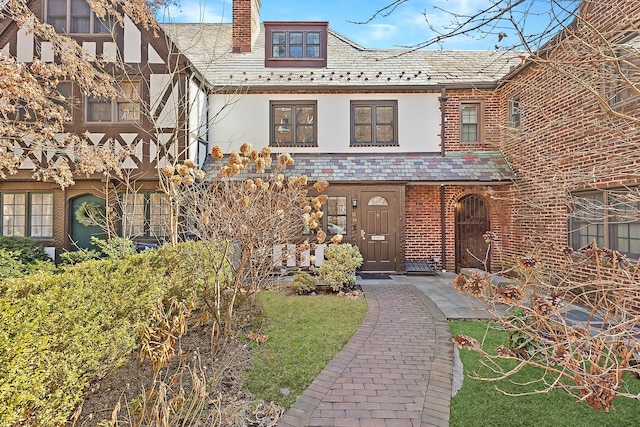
left=232, top=0, right=261, bottom=53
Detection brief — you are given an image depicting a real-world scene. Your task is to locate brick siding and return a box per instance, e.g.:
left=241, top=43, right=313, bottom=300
left=496, top=0, right=640, bottom=273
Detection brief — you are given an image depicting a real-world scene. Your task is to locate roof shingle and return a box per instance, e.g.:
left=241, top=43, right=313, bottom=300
left=202, top=151, right=515, bottom=183
left=162, top=23, right=521, bottom=89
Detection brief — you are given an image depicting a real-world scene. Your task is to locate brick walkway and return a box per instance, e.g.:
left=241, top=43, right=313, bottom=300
left=278, top=282, right=453, bottom=427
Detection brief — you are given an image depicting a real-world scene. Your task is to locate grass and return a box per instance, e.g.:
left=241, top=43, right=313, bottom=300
left=450, top=321, right=640, bottom=427
left=245, top=290, right=367, bottom=407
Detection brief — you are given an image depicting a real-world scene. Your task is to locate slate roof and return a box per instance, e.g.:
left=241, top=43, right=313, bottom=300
left=162, top=23, right=522, bottom=89
left=202, top=151, right=514, bottom=183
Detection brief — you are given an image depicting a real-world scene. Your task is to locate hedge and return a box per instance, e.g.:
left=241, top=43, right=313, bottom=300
left=0, top=251, right=167, bottom=426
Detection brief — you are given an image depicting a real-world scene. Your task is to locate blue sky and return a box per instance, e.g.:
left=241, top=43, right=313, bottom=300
left=160, top=0, right=570, bottom=50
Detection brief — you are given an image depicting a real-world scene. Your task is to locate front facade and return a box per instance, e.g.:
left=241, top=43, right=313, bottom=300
left=496, top=0, right=640, bottom=272
left=2, top=0, right=637, bottom=274
left=0, top=0, right=209, bottom=257
left=166, top=0, right=520, bottom=273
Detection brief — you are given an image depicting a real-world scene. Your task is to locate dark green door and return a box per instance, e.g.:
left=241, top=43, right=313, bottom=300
left=71, top=195, right=106, bottom=249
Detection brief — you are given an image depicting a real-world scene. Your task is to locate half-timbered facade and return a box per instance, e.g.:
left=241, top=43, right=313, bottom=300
left=0, top=0, right=209, bottom=256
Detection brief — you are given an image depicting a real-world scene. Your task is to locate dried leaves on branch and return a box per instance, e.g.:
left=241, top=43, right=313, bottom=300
left=160, top=143, right=334, bottom=349
left=0, top=0, right=169, bottom=188
left=453, top=241, right=640, bottom=412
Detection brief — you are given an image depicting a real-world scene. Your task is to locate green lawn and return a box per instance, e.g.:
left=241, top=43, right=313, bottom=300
left=450, top=321, right=640, bottom=427
left=245, top=291, right=367, bottom=407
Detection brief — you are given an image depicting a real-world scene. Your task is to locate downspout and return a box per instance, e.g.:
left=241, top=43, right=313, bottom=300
left=438, top=88, right=448, bottom=270
left=440, top=185, right=446, bottom=272
left=438, top=88, right=448, bottom=157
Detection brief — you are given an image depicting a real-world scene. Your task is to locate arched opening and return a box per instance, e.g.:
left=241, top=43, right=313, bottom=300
left=455, top=194, right=490, bottom=272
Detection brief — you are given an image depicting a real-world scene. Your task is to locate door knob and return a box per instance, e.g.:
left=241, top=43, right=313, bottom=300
left=360, top=229, right=366, bottom=239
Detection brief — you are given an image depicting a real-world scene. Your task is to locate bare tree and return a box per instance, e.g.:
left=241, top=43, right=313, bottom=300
left=163, top=143, right=332, bottom=347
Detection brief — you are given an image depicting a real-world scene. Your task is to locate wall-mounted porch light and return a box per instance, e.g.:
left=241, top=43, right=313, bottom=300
left=352, top=196, right=358, bottom=208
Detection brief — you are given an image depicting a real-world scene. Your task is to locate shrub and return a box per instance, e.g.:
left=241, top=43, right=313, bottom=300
left=91, top=236, right=137, bottom=259
left=0, top=248, right=55, bottom=280
left=317, top=243, right=363, bottom=292
left=0, top=251, right=168, bottom=426
left=158, top=240, right=232, bottom=304
left=0, top=236, right=51, bottom=264
left=58, top=237, right=137, bottom=266
left=58, top=248, right=101, bottom=266
left=291, top=271, right=317, bottom=294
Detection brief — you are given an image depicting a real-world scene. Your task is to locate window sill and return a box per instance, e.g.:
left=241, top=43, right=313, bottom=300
left=270, top=144, right=318, bottom=148
left=265, top=57, right=327, bottom=68
left=350, top=143, right=399, bottom=147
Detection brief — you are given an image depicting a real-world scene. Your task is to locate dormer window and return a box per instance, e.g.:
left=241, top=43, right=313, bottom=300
left=265, top=22, right=328, bottom=67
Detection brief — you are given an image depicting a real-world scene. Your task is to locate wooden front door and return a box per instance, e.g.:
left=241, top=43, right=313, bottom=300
left=360, top=191, right=396, bottom=271
left=455, top=194, right=490, bottom=272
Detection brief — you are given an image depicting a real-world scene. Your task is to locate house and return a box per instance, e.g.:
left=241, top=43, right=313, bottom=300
left=0, top=0, right=209, bottom=256
left=495, top=0, right=640, bottom=272
left=164, top=0, right=521, bottom=273
left=2, top=0, right=636, bottom=275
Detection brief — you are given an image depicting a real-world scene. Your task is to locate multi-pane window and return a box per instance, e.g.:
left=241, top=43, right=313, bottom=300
left=149, top=193, right=171, bottom=237
left=351, top=101, right=397, bottom=146
left=86, top=81, right=140, bottom=122
left=30, top=194, right=54, bottom=238
left=16, top=82, right=72, bottom=122
left=509, top=95, right=521, bottom=128
left=121, top=193, right=145, bottom=237
left=611, top=34, right=639, bottom=104
left=264, top=23, right=327, bottom=67
left=47, top=0, right=114, bottom=34
left=121, top=192, right=170, bottom=239
left=272, top=31, right=321, bottom=58
left=570, top=189, right=640, bottom=258
left=570, top=192, right=605, bottom=249
left=55, top=82, right=73, bottom=118
left=270, top=101, right=317, bottom=147
left=1, top=193, right=54, bottom=238
left=326, top=196, right=347, bottom=235
left=2, top=194, right=26, bottom=237
left=461, top=102, right=480, bottom=142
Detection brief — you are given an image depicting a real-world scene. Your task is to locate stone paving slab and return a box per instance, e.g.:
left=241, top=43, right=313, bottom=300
left=278, top=281, right=453, bottom=427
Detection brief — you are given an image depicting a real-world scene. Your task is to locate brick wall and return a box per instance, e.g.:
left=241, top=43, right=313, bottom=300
left=442, top=88, right=502, bottom=152
left=232, top=0, right=261, bottom=53
left=496, top=0, right=640, bottom=271
left=405, top=184, right=510, bottom=272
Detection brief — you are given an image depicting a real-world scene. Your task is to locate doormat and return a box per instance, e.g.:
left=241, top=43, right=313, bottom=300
left=359, top=273, right=392, bottom=280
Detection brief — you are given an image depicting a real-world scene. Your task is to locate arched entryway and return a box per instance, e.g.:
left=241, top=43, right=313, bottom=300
left=455, top=194, right=490, bottom=272
left=70, top=194, right=106, bottom=250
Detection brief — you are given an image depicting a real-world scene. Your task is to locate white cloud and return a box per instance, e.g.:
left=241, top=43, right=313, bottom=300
left=367, top=23, right=398, bottom=41
left=158, top=0, right=231, bottom=23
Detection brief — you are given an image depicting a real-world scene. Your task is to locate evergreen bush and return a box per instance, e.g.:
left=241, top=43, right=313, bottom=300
left=291, top=271, right=317, bottom=294
left=317, top=243, right=363, bottom=292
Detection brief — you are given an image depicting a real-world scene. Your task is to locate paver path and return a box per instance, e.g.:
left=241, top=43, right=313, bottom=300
left=278, top=282, right=453, bottom=427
